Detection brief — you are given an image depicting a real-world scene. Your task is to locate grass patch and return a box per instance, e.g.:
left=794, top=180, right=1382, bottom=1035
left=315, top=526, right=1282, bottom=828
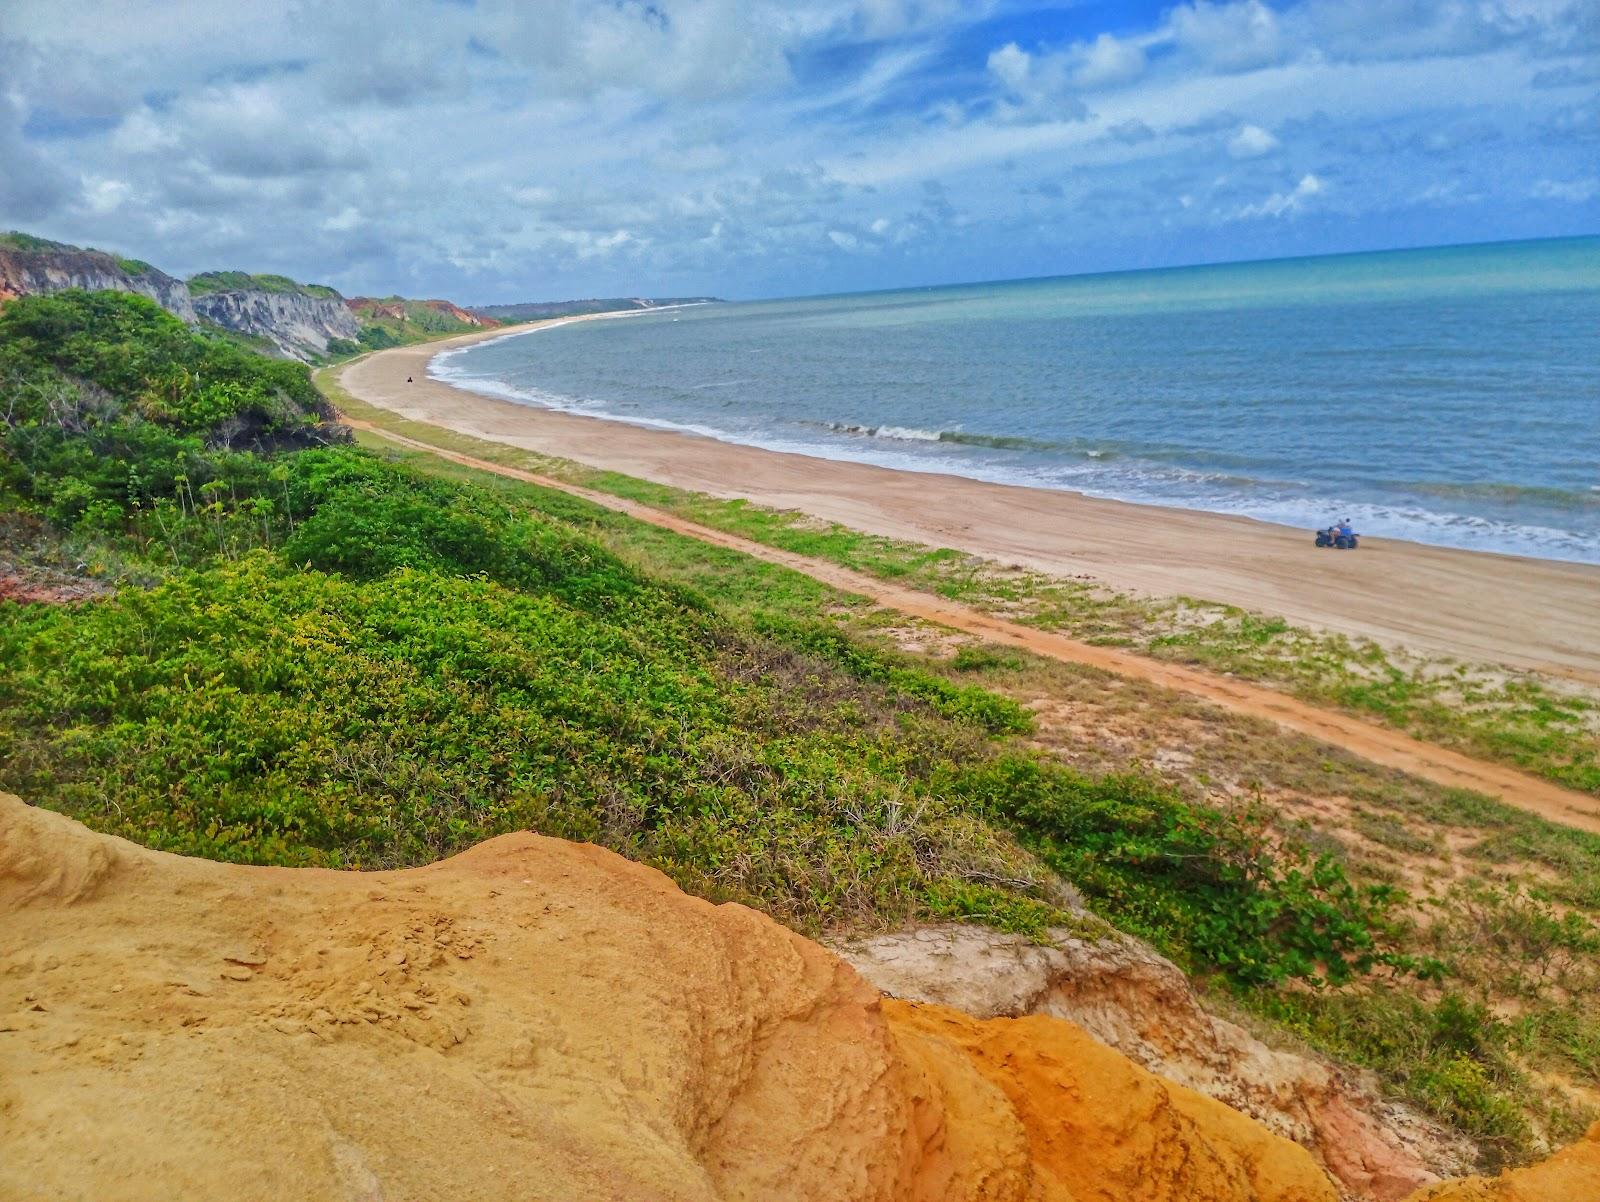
left=187, top=270, right=339, bottom=299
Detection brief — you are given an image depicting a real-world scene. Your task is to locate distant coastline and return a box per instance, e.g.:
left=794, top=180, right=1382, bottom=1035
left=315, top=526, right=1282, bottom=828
left=467, top=296, right=720, bottom=323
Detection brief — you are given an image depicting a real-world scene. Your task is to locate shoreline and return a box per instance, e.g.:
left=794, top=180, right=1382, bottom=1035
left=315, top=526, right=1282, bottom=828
left=337, top=324, right=1600, bottom=680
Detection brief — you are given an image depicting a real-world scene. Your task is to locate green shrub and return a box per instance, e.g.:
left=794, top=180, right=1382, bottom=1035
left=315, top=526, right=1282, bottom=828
left=951, top=755, right=1404, bottom=985
left=0, top=290, right=324, bottom=439
left=1259, top=988, right=1535, bottom=1167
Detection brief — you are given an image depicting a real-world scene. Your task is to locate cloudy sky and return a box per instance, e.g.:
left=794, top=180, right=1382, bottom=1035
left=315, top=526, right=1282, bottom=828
left=2, top=0, right=1595, bottom=302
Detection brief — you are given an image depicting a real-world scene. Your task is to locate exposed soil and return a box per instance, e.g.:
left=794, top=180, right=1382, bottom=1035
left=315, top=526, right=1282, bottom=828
left=0, top=569, right=113, bottom=605
left=5, top=793, right=1349, bottom=1202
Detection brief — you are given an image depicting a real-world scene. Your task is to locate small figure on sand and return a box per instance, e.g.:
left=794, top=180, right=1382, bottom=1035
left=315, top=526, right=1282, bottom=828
left=1314, top=518, right=1359, bottom=549
left=406, top=375, right=414, bottom=384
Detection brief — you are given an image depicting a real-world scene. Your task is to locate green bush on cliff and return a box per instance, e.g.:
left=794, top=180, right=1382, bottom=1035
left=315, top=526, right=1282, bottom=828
left=0, top=290, right=339, bottom=541
left=0, top=231, right=76, bottom=252
left=187, top=270, right=339, bottom=299
left=0, top=290, right=321, bottom=433
left=0, top=549, right=1038, bottom=928
left=945, top=754, right=1406, bottom=985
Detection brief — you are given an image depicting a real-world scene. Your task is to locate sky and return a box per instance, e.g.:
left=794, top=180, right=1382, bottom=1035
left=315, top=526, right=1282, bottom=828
left=1, top=0, right=1596, bottom=302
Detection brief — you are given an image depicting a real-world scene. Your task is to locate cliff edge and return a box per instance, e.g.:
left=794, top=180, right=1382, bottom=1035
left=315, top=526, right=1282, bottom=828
left=0, top=241, right=195, bottom=321
left=190, top=284, right=360, bottom=359
left=2, top=795, right=1593, bottom=1202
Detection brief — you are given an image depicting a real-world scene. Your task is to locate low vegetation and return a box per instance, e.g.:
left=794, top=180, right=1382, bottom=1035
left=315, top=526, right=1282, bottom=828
left=322, top=367, right=1600, bottom=1168
left=1, top=232, right=161, bottom=280
left=186, top=270, right=340, bottom=300
left=335, top=297, right=490, bottom=356
left=2, top=289, right=1595, bottom=1168
left=0, top=231, right=77, bottom=253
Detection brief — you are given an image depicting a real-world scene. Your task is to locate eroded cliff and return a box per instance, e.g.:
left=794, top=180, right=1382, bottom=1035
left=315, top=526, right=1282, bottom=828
left=0, top=233, right=358, bottom=361
left=2, top=795, right=1594, bottom=1202
left=833, top=926, right=1477, bottom=1200
left=0, top=245, right=195, bottom=321
left=191, top=287, right=361, bottom=359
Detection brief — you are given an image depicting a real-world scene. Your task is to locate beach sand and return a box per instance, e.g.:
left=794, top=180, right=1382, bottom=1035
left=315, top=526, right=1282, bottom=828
left=337, top=323, right=1600, bottom=682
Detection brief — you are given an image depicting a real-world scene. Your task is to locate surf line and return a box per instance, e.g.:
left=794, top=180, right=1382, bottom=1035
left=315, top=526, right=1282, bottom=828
left=334, top=407, right=1600, bottom=838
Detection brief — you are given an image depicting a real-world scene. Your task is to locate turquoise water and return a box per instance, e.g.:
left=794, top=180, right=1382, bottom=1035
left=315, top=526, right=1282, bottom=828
left=436, top=237, right=1600, bottom=563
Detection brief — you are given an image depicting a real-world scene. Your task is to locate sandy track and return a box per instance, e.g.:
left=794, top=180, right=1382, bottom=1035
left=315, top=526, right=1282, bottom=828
left=338, top=412, right=1600, bottom=836
left=337, top=328, right=1600, bottom=682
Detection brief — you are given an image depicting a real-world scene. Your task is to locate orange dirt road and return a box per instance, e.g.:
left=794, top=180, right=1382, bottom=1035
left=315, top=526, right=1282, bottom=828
left=342, top=415, right=1600, bottom=838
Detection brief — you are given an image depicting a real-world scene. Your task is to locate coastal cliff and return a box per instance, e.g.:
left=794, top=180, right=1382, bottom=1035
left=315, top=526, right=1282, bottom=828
left=348, top=295, right=497, bottom=329
left=4, top=794, right=1595, bottom=1202
left=190, top=280, right=361, bottom=359
left=0, top=236, right=196, bottom=322
left=345, top=295, right=500, bottom=346
left=1, top=230, right=714, bottom=362
left=0, top=234, right=356, bottom=362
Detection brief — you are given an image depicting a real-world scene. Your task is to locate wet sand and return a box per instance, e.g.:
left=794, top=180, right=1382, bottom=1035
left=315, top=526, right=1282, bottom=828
left=337, top=323, right=1600, bottom=681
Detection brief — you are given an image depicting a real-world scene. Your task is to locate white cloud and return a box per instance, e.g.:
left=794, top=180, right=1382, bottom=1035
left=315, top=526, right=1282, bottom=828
left=986, top=43, right=1032, bottom=94
left=81, top=178, right=131, bottom=216
left=1531, top=177, right=1600, bottom=202
left=1073, top=33, right=1146, bottom=89
left=1227, top=123, right=1280, bottom=158
left=1238, top=172, right=1324, bottom=218
left=559, top=228, right=638, bottom=259
left=1167, top=1, right=1287, bottom=71
left=983, top=39, right=1087, bottom=120
left=322, top=206, right=362, bottom=232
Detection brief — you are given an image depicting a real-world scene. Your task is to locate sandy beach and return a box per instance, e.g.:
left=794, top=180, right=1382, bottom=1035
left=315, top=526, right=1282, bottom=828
left=338, top=323, right=1600, bottom=681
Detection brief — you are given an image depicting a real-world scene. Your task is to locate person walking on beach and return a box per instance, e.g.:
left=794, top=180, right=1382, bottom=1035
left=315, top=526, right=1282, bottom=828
left=406, top=375, right=413, bottom=383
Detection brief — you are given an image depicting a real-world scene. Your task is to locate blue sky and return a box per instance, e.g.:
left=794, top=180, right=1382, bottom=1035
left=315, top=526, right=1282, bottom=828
left=2, top=0, right=1595, bottom=301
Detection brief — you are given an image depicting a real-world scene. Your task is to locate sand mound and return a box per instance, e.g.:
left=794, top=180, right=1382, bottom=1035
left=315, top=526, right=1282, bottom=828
left=1401, top=1123, right=1600, bottom=1201
left=0, top=795, right=1591, bottom=1201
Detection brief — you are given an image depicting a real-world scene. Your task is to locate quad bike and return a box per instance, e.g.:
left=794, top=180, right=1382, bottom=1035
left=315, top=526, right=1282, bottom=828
left=1314, top=528, right=1359, bottom=549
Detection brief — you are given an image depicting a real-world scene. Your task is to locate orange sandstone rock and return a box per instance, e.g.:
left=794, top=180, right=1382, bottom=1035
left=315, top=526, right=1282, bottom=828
left=887, top=1002, right=1338, bottom=1202
left=0, top=794, right=1578, bottom=1202
left=1402, top=1122, right=1600, bottom=1201
left=836, top=924, right=1472, bottom=1199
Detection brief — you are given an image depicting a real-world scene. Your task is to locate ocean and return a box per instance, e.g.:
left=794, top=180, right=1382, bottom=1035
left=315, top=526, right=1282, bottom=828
left=434, top=237, right=1600, bottom=564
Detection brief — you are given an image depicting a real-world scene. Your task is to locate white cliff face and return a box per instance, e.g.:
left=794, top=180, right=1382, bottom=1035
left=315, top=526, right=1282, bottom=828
left=1, top=244, right=363, bottom=362
left=190, top=289, right=361, bottom=359
left=0, top=248, right=197, bottom=322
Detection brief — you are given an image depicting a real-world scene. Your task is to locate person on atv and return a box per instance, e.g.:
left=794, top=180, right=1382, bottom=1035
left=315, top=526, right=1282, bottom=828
left=1335, top=519, right=1357, bottom=549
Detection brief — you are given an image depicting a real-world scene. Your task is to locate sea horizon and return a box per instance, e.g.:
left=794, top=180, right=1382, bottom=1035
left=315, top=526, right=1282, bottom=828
left=737, top=232, right=1600, bottom=307
left=435, top=235, right=1600, bottom=565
